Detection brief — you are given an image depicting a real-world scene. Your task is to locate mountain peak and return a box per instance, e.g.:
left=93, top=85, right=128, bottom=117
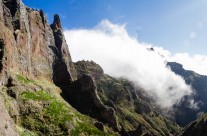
left=52, top=14, right=62, bottom=30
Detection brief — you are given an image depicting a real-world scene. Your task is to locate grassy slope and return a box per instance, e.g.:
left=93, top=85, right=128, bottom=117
left=0, top=74, right=116, bottom=136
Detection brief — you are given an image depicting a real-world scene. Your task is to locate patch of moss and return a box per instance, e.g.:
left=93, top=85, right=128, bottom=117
left=16, top=75, right=34, bottom=84
left=20, top=90, right=72, bottom=134
left=44, top=99, right=73, bottom=128
left=21, top=90, right=52, bottom=101
left=20, top=90, right=111, bottom=135
left=70, top=122, right=112, bottom=136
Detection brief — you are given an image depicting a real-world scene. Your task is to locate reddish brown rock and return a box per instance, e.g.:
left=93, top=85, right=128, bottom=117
left=0, top=0, right=76, bottom=84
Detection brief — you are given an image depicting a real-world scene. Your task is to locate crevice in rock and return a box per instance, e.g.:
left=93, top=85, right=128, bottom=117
left=7, top=89, right=16, bottom=99
left=3, top=0, right=18, bottom=17
left=39, top=9, right=45, bottom=27
left=0, top=38, right=4, bottom=73
left=6, top=77, right=13, bottom=87
left=3, top=0, right=20, bottom=31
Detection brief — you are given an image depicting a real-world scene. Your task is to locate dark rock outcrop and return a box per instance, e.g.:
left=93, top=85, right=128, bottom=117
left=134, top=99, right=151, bottom=114
left=74, top=60, right=104, bottom=79
left=50, top=14, right=77, bottom=85
left=178, top=114, right=207, bottom=136
left=62, top=74, right=120, bottom=131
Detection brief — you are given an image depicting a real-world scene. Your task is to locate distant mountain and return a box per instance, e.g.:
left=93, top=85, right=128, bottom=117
left=168, top=62, right=207, bottom=126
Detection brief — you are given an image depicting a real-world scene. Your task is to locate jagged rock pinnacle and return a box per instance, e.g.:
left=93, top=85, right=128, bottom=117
left=52, top=14, right=62, bottom=30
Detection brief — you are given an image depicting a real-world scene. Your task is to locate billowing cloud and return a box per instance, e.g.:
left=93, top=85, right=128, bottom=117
left=64, top=19, right=192, bottom=108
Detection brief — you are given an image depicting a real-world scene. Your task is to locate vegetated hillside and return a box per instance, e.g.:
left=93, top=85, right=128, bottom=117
left=168, top=62, right=207, bottom=126
left=74, top=60, right=180, bottom=136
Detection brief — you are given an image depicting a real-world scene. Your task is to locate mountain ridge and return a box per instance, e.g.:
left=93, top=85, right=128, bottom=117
left=168, top=62, right=207, bottom=127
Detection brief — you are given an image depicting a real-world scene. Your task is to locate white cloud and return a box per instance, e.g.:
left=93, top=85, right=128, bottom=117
left=64, top=19, right=192, bottom=109
left=169, top=53, right=207, bottom=76
left=144, top=46, right=207, bottom=76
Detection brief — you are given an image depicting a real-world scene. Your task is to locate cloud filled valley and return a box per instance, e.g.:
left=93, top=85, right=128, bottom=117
left=63, top=20, right=206, bottom=108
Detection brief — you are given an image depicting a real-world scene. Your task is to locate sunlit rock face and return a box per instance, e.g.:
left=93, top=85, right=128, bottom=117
left=0, top=0, right=76, bottom=84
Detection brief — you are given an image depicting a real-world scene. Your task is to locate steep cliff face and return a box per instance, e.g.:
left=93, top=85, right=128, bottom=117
left=0, top=0, right=76, bottom=84
left=0, top=0, right=114, bottom=135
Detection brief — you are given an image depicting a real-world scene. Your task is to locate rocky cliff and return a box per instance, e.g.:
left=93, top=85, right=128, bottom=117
left=0, top=0, right=76, bottom=84
left=0, top=0, right=111, bottom=135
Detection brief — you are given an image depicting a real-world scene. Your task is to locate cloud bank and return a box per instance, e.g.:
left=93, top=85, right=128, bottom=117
left=64, top=20, right=194, bottom=108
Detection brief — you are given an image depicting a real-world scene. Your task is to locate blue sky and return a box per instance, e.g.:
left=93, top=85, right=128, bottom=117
left=22, top=0, right=207, bottom=55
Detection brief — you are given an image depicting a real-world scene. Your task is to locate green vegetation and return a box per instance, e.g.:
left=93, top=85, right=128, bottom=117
left=44, top=99, right=73, bottom=128
left=16, top=74, right=34, bottom=84
left=70, top=123, right=112, bottom=136
left=21, top=90, right=72, bottom=135
left=19, top=89, right=112, bottom=135
left=17, top=126, right=38, bottom=136
left=21, top=90, right=53, bottom=101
